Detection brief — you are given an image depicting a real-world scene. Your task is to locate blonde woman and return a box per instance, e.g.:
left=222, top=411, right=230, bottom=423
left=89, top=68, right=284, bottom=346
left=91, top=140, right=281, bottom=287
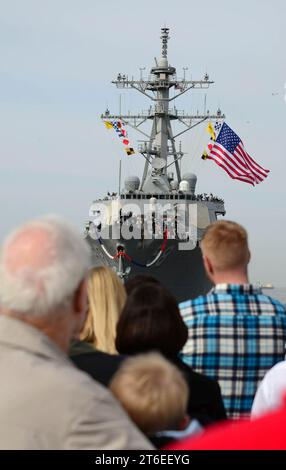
left=80, top=266, right=126, bottom=354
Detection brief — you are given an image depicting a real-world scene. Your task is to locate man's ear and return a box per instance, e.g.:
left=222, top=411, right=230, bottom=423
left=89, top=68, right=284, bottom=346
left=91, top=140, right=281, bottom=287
left=203, top=255, right=213, bottom=275
left=203, top=254, right=214, bottom=279
left=73, top=278, right=88, bottom=316
left=71, top=278, right=88, bottom=340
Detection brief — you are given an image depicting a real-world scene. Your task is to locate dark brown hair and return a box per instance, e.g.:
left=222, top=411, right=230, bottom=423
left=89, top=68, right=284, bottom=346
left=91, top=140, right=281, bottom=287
left=124, top=274, right=160, bottom=295
left=116, top=283, right=188, bottom=358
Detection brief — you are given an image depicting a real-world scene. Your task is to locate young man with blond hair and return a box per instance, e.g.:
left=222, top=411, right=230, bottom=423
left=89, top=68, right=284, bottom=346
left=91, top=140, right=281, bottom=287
left=180, top=220, right=286, bottom=419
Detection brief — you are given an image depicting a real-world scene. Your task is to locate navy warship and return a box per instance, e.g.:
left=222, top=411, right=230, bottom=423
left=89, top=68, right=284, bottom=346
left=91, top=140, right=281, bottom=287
left=84, top=28, right=226, bottom=302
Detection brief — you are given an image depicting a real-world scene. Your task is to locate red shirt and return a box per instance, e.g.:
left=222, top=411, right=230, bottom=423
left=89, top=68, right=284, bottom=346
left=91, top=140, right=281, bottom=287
left=167, top=396, right=286, bottom=450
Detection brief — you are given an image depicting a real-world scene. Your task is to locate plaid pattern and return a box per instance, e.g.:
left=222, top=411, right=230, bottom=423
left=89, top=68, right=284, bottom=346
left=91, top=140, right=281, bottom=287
left=180, top=284, right=286, bottom=419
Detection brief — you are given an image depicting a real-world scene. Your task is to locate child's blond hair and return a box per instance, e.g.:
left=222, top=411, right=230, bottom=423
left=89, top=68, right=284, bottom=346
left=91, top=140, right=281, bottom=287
left=110, top=352, right=189, bottom=435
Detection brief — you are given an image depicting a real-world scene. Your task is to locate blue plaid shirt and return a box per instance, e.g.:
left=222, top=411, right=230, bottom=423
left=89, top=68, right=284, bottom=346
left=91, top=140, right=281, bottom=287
left=180, top=284, right=286, bottom=419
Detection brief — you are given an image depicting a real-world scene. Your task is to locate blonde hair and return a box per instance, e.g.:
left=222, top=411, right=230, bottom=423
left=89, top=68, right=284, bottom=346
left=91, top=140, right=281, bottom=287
left=201, top=220, right=249, bottom=271
left=80, top=266, right=126, bottom=354
left=110, top=353, right=189, bottom=435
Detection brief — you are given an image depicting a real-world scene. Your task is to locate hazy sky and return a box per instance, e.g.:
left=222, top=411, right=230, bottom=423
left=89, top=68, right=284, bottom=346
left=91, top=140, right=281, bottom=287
left=0, top=0, right=285, bottom=285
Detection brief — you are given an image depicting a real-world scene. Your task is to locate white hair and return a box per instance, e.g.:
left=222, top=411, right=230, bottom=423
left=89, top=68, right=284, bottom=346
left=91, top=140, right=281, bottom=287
left=0, top=215, right=91, bottom=317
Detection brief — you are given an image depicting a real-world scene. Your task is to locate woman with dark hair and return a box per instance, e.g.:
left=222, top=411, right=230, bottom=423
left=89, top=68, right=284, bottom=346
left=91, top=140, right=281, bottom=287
left=116, top=281, right=227, bottom=426
left=124, top=274, right=160, bottom=295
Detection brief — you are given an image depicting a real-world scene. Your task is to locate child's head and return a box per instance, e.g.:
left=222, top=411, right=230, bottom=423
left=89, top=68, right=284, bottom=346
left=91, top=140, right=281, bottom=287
left=110, top=352, right=189, bottom=435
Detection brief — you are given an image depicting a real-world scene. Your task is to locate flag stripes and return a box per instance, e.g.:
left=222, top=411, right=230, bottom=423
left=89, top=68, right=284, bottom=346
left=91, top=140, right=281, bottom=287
left=209, top=146, right=255, bottom=185
left=207, top=122, right=270, bottom=186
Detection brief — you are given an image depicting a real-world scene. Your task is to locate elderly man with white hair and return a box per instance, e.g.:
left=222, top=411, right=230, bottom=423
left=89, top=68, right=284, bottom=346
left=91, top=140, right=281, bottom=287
left=0, top=215, right=152, bottom=450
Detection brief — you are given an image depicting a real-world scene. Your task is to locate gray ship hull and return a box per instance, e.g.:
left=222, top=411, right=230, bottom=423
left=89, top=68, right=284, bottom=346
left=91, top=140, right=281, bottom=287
left=86, top=233, right=212, bottom=303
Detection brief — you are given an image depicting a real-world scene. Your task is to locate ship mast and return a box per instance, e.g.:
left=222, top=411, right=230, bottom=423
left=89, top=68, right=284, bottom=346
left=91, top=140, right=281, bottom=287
left=101, top=27, right=225, bottom=194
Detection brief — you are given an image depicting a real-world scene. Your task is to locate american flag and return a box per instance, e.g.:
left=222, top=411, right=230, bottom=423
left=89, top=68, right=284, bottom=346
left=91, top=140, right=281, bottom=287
left=207, top=123, right=270, bottom=185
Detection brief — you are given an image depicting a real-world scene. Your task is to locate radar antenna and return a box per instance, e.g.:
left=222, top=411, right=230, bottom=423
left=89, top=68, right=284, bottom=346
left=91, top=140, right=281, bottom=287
left=101, top=27, right=225, bottom=193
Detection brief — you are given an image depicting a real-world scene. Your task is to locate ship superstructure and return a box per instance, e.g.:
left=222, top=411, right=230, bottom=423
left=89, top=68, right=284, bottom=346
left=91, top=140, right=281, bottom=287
left=85, top=28, right=226, bottom=302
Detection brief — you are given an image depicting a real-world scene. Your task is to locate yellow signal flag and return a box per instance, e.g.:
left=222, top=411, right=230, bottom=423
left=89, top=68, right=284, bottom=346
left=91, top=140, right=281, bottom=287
left=201, top=151, right=209, bottom=160
left=207, top=122, right=216, bottom=141
left=125, top=147, right=135, bottom=156
left=104, top=121, right=114, bottom=130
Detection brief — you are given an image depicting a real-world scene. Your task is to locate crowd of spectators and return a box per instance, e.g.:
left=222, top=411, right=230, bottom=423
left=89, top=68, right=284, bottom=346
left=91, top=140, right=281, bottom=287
left=0, top=217, right=285, bottom=449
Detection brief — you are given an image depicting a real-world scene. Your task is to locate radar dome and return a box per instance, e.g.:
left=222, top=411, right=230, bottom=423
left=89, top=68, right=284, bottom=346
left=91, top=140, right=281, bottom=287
left=179, top=180, right=190, bottom=193
left=124, top=176, right=140, bottom=192
left=158, top=57, right=168, bottom=68
left=182, top=173, right=197, bottom=195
